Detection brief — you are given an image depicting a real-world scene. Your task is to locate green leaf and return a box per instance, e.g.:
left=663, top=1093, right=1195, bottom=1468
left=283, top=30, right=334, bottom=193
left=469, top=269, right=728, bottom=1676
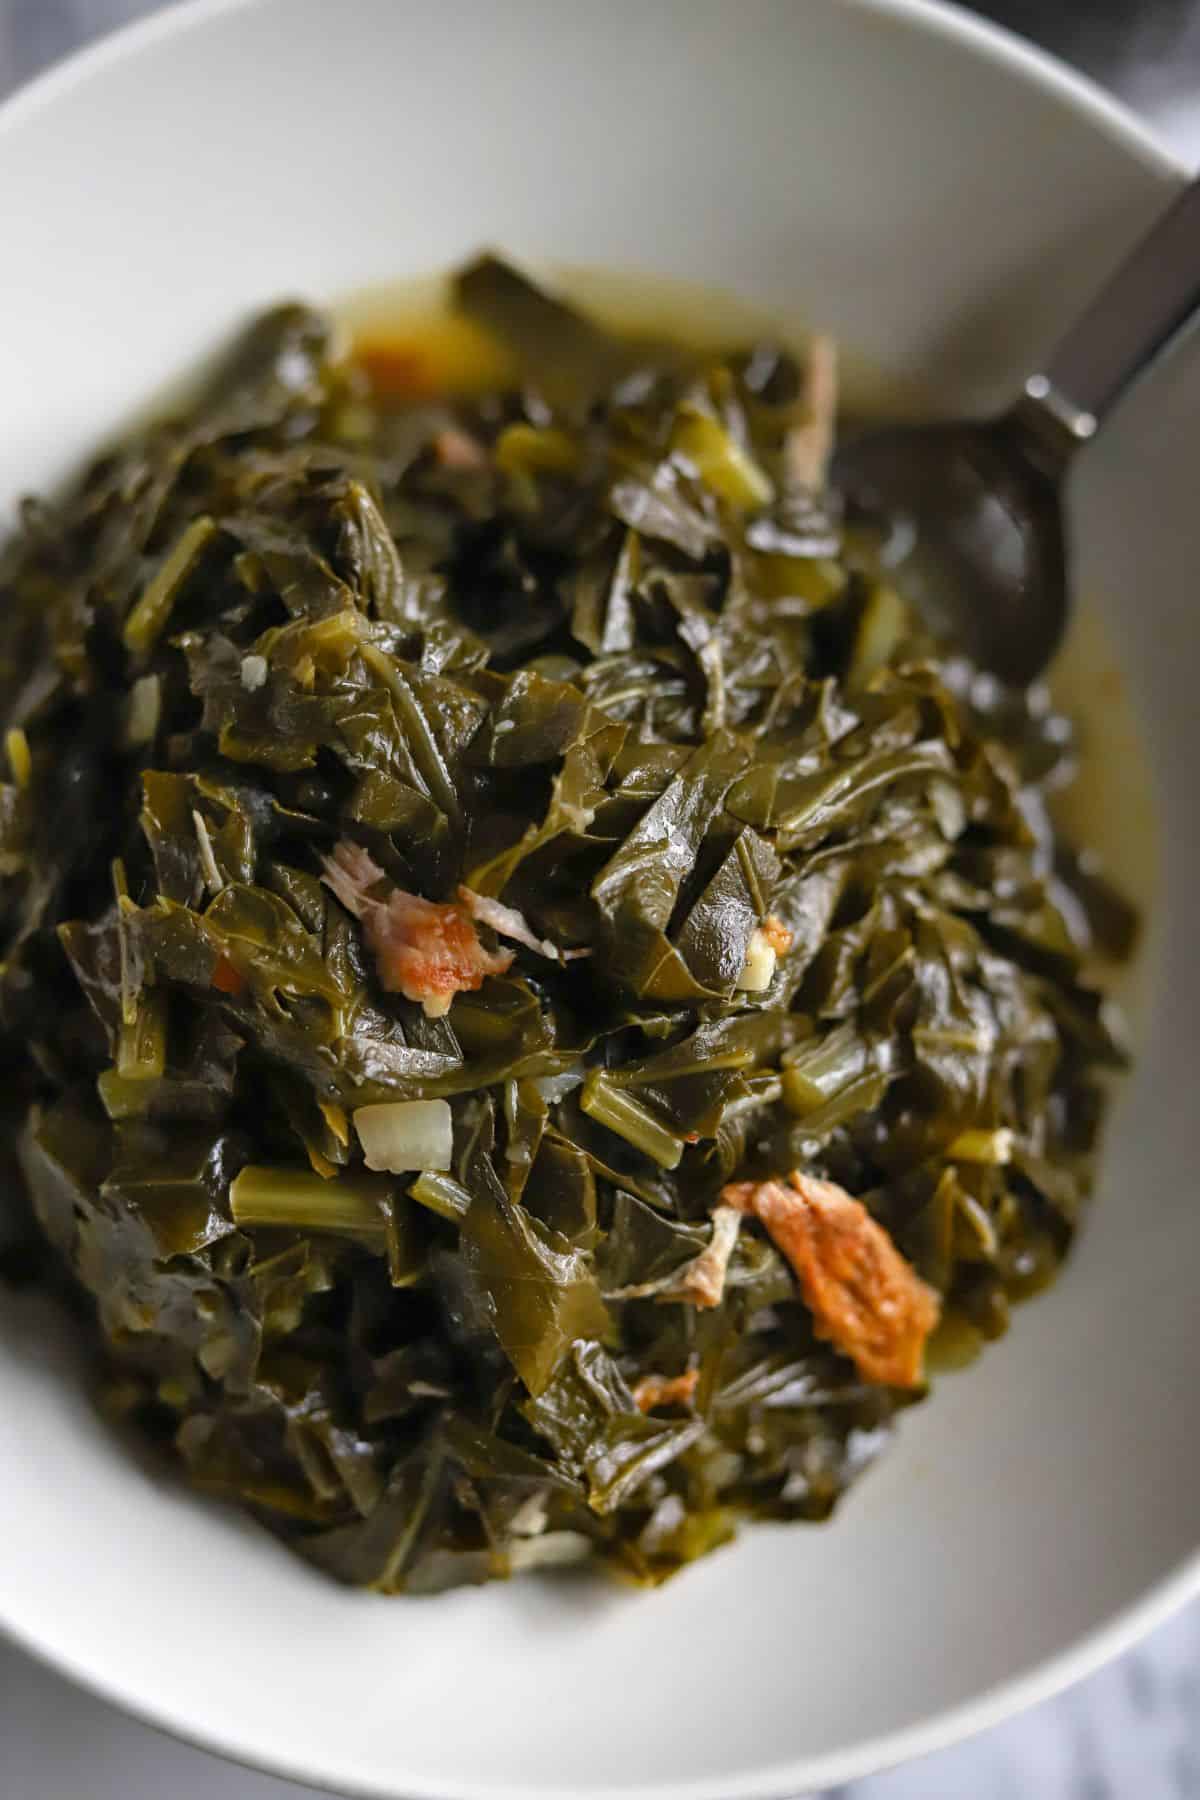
left=459, top=1141, right=611, bottom=1397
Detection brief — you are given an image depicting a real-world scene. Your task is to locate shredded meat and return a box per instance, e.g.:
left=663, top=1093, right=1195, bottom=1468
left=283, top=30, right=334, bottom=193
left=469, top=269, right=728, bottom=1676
left=674, top=1205, right=743, bottom=1308
left=720, top=1171, right=939, bottom=1387
left=604, top=1205, right=743, bottom=1308
left=632, top=1368, right=700, bottom=1413
left=786, top=333, right=838, bottom=491
left=211, top=954, right=245, bottom=996
left=457, top=885, right=588, bottom=963
left=433, top=427, right=488, bottom=471
left=321, top=842, right=513, bottom=1018
left=356, top=342, right=432, bottom=399
left=759, top=914, right=793, bottom=955
left=320, top=841, right=388, bottom=916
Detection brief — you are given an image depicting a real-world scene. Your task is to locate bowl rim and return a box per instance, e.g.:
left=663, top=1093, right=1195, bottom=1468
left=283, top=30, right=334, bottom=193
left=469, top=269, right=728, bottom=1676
left=0, top=2, right=1193, bottom=1797
left=0, top=0, right=1186, bottom=186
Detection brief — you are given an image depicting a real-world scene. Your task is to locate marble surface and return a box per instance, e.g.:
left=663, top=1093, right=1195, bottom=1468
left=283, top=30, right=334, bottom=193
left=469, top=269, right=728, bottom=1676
left=2, top=3, right=1199, bottom=1797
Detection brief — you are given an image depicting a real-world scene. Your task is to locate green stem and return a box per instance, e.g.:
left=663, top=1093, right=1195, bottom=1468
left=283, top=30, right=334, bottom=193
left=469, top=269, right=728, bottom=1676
left=409, top=1170, right=473, bottom=1222
left=116, top=989, right=168, bottom=1081
left=230, top=1164, right=393, bottom=1239
left=782, top=1022, right=869, bottom=1116
left=123, top=516, right=218, bottom=653
left=580, top=1071, right=683, bottom=1170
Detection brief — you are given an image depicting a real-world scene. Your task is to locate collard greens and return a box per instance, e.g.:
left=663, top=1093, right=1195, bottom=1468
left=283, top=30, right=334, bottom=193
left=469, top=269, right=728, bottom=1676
left=0, top=259, right=1133, bottom=1591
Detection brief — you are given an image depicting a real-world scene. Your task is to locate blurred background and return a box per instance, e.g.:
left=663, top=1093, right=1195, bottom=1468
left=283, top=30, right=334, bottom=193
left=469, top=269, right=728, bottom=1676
left=1, top=3, right=1199, bottom=1798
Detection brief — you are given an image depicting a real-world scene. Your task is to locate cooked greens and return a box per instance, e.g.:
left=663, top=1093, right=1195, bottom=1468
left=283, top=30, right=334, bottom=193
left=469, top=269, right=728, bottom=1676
left=0, top=257, right=1132, bottom=1592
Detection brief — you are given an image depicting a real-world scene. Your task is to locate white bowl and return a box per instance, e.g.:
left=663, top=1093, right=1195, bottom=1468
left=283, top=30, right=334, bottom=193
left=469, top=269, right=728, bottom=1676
left=1, top=3, right=1198, bottom=1797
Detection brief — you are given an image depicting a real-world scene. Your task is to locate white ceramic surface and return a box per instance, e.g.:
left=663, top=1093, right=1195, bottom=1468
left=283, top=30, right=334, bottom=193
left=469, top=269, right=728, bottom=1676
left=1, top=4, right=1198, bottom=1797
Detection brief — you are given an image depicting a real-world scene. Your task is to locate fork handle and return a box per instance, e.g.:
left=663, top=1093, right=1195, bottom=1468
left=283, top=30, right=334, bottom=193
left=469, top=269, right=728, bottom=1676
left=1018, top=176, right=1200, bottom=458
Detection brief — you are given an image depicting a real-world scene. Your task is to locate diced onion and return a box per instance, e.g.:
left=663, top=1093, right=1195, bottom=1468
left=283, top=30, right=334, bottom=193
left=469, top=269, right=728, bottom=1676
left=736, top=927, right=777, bottom=993
left=354, top=1099, right=453, bottom=1174
left=508, top=1492, right=549, bottom=1538
left=506, top=1531, right=592, bottom=1572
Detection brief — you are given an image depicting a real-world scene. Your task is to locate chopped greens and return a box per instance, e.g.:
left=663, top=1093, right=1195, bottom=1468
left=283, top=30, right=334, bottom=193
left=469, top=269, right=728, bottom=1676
left=0, top=257, right=1133, bottom=1592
